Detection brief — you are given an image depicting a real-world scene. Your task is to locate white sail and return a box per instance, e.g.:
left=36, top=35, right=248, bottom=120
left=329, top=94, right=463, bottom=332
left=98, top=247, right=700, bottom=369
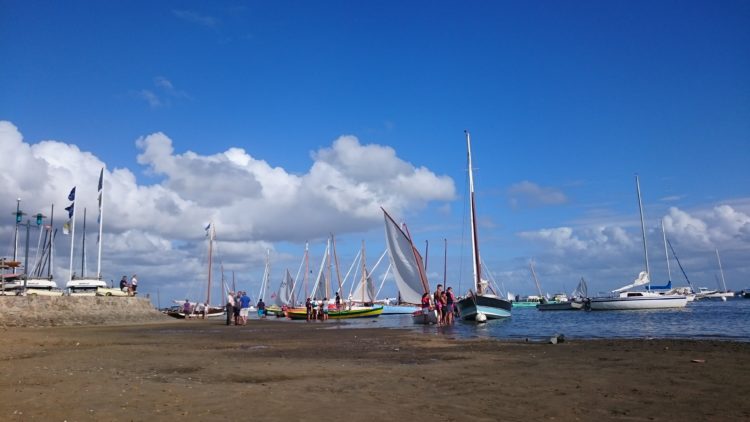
left=310, top=240, right=330, bottom=300
left=274, top=269, right=294, bottom=306
left=612, top=271, right=650, bottom=293
left=382, top=209, right=429, bottom=304
left=572, top=278, right=588, bottom=299
left=351, top=271, right=376, bottom=303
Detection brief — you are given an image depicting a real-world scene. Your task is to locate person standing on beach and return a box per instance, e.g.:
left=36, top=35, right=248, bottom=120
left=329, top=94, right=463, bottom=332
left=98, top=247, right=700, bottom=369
left=445, top=287, right=456, bottom=325
left=335, top=292, right=341, bottom=310
left=239, top=291, right=251, bottom=325
left=433, top=284, right=444, bottom=326
left=305, top=298, right=313, bottom=322
left=257, top=298, right=266, bottom=318
left=130, top=274, right=138, bottom=295
left=234, top=292, right=242, bottom=325
left=183, top=299, right=191, bottom=318
left=119, top=276, right=128, bottom=292
left=226, top=291, right=235, bottom=326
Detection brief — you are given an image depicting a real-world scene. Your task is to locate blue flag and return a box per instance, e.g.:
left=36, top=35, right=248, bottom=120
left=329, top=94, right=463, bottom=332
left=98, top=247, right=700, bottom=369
left=97, top=169, right=103, bottom=192
left=68, top=187, right=76, bottom=201
left=65, top=204, right=74, bottom=219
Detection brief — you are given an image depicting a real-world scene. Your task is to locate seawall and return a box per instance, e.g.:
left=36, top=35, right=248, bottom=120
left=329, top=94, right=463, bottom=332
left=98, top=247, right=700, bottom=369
left=0, top=296, right=171, bottom=327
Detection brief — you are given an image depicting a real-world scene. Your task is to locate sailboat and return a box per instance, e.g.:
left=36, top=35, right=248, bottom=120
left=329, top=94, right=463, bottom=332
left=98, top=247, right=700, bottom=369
left=65, top=170, right=117, bottom=295
left=455, top=132, right=512, bottom=321
left=382, top=208, right=438, bottom=324
left=286, top=237, right=383, bottom=320
left=167, top=223, right=226, bottom=318
left=698, top=249, right=734, bottom=301
left=588, top=176, right=687, bottom=310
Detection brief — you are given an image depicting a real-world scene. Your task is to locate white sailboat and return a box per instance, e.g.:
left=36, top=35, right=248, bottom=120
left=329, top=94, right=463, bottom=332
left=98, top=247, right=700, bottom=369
left=698, top=249, right=734, bottom=301
left=588, top=176, right=687, bottom=310
left=455, top=131, right=512, bottom=321
left=382, top=208, right=437, bottom=324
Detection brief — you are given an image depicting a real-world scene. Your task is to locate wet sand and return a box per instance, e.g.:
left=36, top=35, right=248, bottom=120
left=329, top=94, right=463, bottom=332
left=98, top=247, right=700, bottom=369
left=1, top=319, right=749, bottom=421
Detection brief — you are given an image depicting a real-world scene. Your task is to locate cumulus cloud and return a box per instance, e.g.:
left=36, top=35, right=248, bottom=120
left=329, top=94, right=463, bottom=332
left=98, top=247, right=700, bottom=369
left=0, top=121, right=454, bottom=302
left=508, top=181, right=567, bottom=208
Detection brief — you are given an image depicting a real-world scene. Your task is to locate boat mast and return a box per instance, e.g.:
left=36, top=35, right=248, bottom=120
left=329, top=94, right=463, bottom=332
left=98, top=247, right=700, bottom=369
left=68, top=188, right=77, bottom=283
left=530, top=260, right=543, bottom=297
left=715, top=249, right=728, bottom=292
left=661, top=219, right=672, bottom=282
left=96, top=168, right=104, bottom=280
left=304, top=241, right=309, bottom=300
left=331, top=234, right=343, bottom=298
left=466, top=131, right=482, bottom=294
left=81, top=208, right=87, bottom=277
left=48, top=204, right=54, bottom=278
left=206, top=223, right=214, bottom=305
left=13, top=198, right=21, bottom=261
left=635, top=175, right=650, bottom=277
left=424, top=240, right=429, bottom=272
left=443, top=238, right=447, bottom=285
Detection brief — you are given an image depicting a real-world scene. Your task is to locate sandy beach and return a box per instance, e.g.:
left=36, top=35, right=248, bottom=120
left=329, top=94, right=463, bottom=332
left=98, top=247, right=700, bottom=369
left=1, top=319, right=749, bottom=421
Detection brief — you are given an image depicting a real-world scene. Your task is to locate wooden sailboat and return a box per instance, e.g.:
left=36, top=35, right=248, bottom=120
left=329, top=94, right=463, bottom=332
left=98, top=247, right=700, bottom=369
left=455, top=131, right=512, bottom=321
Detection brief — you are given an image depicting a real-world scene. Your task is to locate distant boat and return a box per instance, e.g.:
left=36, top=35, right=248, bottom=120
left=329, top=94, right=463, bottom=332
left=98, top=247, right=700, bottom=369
left=454, top=132, right=512, bottom=321
left=588, top=176, right=687, bottom=311
left=537, top=278, right=587, bottom=311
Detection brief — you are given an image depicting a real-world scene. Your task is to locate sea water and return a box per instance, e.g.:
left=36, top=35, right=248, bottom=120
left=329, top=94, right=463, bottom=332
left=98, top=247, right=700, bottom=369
left=320, top=299, right=750, bottom=342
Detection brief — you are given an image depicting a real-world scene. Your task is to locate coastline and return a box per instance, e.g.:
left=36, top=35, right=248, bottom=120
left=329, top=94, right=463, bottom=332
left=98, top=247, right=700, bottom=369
left=1, top=320, right=749, bottom=421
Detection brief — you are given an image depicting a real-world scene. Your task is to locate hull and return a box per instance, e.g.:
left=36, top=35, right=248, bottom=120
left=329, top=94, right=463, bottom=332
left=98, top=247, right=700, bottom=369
left=382, top=305, right=421, bottom=315
left=96, top=287, right=129, bottom=297
left=25, top=288, right=64, bottom=296
left=411, top=309, right=439, bottom=324
left=286, top=305, right=383, bottom=320
left=537, top=301, right=584, bottom=311
left=67, top=278, right=107, bottom=289
left=588, top=295, right=687, bottom=310
left=512, top=301, right=541, bottom=308
left=456, top=294, right=512, bottom=320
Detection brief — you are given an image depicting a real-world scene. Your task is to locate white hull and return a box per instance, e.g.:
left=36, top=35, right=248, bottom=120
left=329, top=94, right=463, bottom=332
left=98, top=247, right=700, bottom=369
left=25, top=288, right=64, bottom=296
left=589, top=294, right=687, bottom=310
left=697, top=291, right=734, bottom=300
left=96, top=287, right=129, bottom=297
left=66, top=278, right=107, bottom=289
left=25, top=278, right=59, bottom=289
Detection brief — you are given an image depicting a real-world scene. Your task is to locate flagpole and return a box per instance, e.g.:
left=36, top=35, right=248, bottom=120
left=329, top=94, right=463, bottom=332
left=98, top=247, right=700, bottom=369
left=68, top=188, right=77, bottom=284
left=97, top=168, right=104, bottom=279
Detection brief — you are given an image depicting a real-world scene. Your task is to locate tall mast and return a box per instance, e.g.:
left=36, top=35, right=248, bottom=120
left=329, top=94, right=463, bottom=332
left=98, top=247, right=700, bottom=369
left=361, top=240, right=367, bottom=303
left=530, top=260, right=543, bottom=297
left=68, top=188, right=77, bottom=283
left=466, top=131, right=482, bottom=294
left=304, top=241, right=309, bottom=300
left=661, top=219, right=672, bottom=282
left=48, top=204, right=54, bottom=278
left=81, top=208, right=87, bottom=277
left=97, top=168, right=104, bottom=279
left=332, top=234, right=343, bottom=297
left=13, top=198, right=21, bottom=261
left=424, top=240, right=429, bottom=272
left=635, top=175, right=650, bottom=277
left=715, top=249, right=728, bottom=292
left=206, top=223, right=214, bottom=305
left=443, top=238, right=447, bottom=285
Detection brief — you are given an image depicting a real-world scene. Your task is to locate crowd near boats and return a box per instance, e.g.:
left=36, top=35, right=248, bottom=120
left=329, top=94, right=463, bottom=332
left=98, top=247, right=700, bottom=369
left=2, top=135, right=748, bottom=326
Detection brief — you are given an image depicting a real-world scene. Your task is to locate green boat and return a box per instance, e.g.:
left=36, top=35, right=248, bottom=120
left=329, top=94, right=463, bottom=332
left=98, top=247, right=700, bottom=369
left=286, top=305, right=383, bottom=320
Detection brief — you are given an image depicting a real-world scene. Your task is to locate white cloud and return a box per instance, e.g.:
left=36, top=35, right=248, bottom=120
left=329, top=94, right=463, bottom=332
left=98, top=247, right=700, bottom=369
left=0, top=121, right=454, bottom=303
left=508, top=180, right=567, bottom=208
left=134, top=77, right=190, bottom=109
left=173, top=10, right=219, bottom=28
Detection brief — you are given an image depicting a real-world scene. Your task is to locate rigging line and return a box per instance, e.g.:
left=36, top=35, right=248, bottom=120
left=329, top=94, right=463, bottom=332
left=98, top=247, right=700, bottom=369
left=666, top=238, right=694, bottom=290
left=368, top=249, right=388, bottom=275
left=375, top=263, right=392, bottom=299
left=348, top=251, right=362, bottom=299
left=341, top=249, right=361, bottom=298
left=290, top=243, right=306, bottom=305
left=458, top=158, right=469, bottom=295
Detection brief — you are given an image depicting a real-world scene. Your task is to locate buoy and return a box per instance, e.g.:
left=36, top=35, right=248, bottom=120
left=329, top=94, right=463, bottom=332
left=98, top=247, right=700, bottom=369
left=475, top=312, right=487, bottom=323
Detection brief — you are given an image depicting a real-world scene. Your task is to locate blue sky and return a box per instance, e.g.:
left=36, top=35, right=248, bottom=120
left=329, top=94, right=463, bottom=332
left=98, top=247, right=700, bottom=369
left=1, top=1, right=748, bottom=304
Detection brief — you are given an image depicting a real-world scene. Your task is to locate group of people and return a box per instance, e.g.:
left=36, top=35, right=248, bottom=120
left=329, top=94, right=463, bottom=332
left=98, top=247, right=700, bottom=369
left=118, top=274, right=138, bottom=295
left=304, top=296, right=331, bottom=321
left=421, top=284, right=458, bottom=325
left=225, top=291, right=265, bottom=326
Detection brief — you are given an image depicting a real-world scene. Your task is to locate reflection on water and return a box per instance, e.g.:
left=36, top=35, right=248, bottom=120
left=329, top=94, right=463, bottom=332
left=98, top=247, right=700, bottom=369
left=310, top=300, right=750, bottom=342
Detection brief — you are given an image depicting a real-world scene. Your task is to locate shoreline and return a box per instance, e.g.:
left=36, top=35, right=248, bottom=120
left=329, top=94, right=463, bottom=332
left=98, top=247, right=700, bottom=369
left=2, top=320, right=749, bottom=421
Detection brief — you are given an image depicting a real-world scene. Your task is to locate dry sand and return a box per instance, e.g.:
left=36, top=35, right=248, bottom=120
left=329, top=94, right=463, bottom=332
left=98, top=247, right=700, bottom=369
left=1, top=319, right=749, bottom=421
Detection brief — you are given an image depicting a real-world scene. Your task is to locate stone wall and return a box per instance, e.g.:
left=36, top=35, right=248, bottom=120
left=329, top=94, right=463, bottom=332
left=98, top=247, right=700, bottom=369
left=0, top=296, right=171, bottom=327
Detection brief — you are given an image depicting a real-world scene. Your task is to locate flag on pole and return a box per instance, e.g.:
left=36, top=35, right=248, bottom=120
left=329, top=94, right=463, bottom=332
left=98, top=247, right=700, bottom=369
left=97, top=168, right=103, bottom=192
left=63, top=221, right=70, bottom=235
left=68, top=187, right=76, bottom=201
left=65, top=204, right=74, bottom=219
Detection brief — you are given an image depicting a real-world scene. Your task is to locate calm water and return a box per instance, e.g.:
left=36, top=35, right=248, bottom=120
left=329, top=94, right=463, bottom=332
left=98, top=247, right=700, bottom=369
left=315, top=299, right=750, bottom=342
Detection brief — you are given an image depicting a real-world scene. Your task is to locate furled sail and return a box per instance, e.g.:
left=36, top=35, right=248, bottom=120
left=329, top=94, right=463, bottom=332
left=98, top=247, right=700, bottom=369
left=612, top=271, right=650, bottom=293
left=382, top=208, right=429, bottom=304
left=351, top=271, right=376, bottom=303
left=572, top=277, right=588, bottom=299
